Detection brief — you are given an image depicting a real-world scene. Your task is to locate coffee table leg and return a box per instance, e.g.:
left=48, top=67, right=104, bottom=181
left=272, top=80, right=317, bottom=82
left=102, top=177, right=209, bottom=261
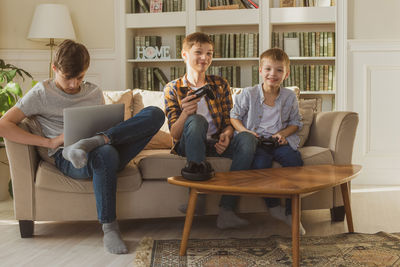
left=341, top=182, right=354, bottom=233
left=179, top=188, right=198, bottom=256
left=291, top=194, right=300, bottom=267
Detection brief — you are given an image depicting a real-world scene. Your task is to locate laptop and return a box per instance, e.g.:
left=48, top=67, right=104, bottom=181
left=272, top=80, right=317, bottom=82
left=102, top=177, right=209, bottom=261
left=63, top=104, right=124, bottom=146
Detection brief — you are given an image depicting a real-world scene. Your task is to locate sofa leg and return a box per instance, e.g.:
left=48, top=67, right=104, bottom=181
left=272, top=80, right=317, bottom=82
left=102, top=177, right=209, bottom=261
left=19, top=220, right=34, bottom=238
left=330, top=206, right=345, bottom=222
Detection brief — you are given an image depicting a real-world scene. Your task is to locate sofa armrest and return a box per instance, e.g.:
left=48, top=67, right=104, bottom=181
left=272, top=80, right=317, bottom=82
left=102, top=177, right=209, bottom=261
left=305, top=111, right=359, bottom=165
left=4, top=122, right=40, bottom=220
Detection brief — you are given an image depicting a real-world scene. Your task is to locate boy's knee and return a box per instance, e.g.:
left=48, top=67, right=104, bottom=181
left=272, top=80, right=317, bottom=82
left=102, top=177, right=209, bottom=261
left=184, top=114, right=208, bottom=132
left=233, top=132, right=258, bottom=154
left=90, top=145, right=119, bottom=168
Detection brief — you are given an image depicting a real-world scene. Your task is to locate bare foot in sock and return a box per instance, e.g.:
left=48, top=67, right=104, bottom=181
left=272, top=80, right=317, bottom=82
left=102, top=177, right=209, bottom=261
left=178, top=195, right=206, bottom=215
left=62, top=135, right=105, bottom=168
left=269, top=206, right=306, bottom=235
left=216, top=207, right=249, bottom=230
left=102, top=221, right=128, bottom=254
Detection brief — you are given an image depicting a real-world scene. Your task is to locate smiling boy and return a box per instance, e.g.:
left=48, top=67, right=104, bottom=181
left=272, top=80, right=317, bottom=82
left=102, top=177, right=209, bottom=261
left=230, top=48, right=305, bottom=234
left=164, top=32, right=258, bottom=229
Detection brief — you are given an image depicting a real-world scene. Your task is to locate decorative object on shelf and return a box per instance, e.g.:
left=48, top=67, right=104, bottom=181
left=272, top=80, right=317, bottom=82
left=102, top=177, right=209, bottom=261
left=241, top=0, right=259, bottom=9
left=284, top=37, right=300, bottom=57
left=206, top=4, right=239, bottom=10
left=150, top=0, right=162, bottom=12
left=280, top=0, right=296, bottom=7
left=27, top=4, right=76, bottom=79
left=136, top=46, right=171, bottom=60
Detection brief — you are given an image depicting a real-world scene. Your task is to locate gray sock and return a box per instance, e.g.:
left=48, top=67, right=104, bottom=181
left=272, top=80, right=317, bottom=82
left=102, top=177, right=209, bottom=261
left=178, top=194, right=206, bottom=215
left=102, top=221, right=128, bottom=254
left=216, top=206, right=249, bottom=230
left=62, top=135, right=105, bottom=168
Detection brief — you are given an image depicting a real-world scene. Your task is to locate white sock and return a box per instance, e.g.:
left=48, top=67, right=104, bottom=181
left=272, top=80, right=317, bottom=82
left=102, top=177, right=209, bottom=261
left=216, top=207, right=249, bottom=230
left=269, top=206, right=306, bottom=236
left=62, top=135, right=105, bottom=169
left=102, top=221, right=128, bottom=254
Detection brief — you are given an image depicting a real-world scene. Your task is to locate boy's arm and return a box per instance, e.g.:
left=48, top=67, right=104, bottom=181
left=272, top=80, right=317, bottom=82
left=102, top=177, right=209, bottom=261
left=169, top=94, right=199, bottom=140
left=0, top=106, right=63, bottom=149
left=231, top=118, right=259, bottom=137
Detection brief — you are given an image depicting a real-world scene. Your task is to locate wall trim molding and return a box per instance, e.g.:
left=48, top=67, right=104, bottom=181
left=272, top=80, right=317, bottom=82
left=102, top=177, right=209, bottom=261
left=348, top=40, right=400, bottom=52
left=0, top=49, right=116, bottom=61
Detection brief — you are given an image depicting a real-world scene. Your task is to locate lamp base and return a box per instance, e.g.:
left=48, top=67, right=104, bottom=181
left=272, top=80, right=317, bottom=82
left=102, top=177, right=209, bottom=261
left=46, top=38, right=56, bottom=79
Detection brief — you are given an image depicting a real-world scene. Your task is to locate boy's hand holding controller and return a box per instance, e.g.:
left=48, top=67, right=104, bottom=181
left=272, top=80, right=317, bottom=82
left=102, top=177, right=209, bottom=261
left=181, top=94, right=200, bottom=116
left=273, top=133, right=288, bottom=145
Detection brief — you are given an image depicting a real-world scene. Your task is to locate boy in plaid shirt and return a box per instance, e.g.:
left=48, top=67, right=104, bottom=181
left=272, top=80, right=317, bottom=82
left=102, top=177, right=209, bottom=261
left=164, top=32, right=258, bottom=229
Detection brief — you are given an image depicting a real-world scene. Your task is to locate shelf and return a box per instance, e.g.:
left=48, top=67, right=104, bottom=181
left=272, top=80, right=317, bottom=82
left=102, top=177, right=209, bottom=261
left=270, top=7, right=335, bottom=25
left=290, top=57, right=335, bottom=61
left=212, top=57, right=258, bottom=61
left=196, top=9, right=259, bottom=26
left=128, top=59, right=183, bottom=63
left=300, top=91, right=336, bottom=95
left=126, top=12, right=186, bottom=28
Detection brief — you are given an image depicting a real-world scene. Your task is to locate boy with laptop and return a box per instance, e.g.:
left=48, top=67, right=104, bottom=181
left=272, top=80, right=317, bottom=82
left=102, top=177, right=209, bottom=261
left=0, top=40, right=165, bottom=254
left=164, top=32, right=258, bottom=229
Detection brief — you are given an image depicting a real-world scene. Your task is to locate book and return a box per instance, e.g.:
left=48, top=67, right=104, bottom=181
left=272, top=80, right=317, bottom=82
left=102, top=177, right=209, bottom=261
left=153, top=68, right=169, bottom=88
left=150, top=0, right=162, bottom=12
left=138, top=0, right=150, bottom=13
left=242, top=0, right=259, bottom=8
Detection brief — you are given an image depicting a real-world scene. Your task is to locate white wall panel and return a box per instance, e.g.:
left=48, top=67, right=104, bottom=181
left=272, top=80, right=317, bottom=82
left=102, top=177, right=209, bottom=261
left=348, top=40, right=400, bottom=185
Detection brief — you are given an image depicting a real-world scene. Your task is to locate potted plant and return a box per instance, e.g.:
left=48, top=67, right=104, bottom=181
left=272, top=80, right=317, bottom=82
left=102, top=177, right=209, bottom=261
left=0, top=59, right=35, bottom=199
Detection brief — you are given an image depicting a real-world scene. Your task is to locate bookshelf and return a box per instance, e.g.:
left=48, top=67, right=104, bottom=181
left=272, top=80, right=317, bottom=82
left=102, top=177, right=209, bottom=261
left=117, top=0, right=347, bottom=111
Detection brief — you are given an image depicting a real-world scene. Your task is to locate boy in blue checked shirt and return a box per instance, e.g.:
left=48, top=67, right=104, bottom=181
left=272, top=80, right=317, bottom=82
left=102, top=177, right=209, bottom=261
left=230, top=48, right=306, bottom=235
left=164, top=32, right=258, bottom=229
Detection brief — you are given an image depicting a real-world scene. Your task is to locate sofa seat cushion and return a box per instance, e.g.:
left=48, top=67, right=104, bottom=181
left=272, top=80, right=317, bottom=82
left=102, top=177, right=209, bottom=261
left=299, top=146, right=334, bottom=165
left=136, top=146, right=333, bottom=180
left=35, top=161, right=142, bottom=193
left=135, top=149, right=232, bottom=180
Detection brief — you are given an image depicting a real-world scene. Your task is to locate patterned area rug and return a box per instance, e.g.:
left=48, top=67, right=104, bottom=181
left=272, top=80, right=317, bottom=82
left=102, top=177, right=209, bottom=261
left=134, top=232, right=400, bottom=267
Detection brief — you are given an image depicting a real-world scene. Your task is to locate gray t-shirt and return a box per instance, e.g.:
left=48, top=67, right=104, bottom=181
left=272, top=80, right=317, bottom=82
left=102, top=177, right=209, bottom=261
left=16, top=79, right=104, bottom=155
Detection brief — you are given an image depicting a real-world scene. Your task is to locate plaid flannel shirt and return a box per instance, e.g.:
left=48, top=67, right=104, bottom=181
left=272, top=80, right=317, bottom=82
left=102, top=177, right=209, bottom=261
left=164, top=75, right=233, bottom=144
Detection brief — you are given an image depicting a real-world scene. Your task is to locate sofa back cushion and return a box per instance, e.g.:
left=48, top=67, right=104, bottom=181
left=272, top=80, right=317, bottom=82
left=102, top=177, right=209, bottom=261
left=103, top=89, right=133, bottom=120
left=131, top=89, right=172, bottom=149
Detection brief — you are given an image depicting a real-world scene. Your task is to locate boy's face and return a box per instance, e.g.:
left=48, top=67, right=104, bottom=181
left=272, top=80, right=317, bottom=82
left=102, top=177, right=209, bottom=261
left=259, top=58, right=289, bottom=89
left=53, top=66, right=86, bottom=95
left=182, top=42, right=213, bottom=74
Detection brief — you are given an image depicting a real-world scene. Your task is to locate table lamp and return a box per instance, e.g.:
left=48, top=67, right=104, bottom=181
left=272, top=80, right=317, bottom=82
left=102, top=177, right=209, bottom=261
left=27, top=4, right=76, bottom=78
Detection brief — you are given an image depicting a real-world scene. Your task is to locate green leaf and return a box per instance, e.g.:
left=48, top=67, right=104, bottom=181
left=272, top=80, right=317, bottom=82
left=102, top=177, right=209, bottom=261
left=4, top=82, right=22, bottom=98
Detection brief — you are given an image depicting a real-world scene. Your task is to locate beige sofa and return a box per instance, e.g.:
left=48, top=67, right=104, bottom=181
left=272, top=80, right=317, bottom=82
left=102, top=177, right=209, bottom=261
left=5, top=88, right=359, bottom=237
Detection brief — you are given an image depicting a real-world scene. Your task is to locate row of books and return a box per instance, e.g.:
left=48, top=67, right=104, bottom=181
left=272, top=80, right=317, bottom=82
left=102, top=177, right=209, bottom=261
left=272, top=31, right=335, bottom=57
left=210, top=33, right=259, bottom=58
left=131, top=0, right=185, bottom=13
left=282, top=64, right=336, bottom=91
left=200, top=0, right=259, bottom=10
left=170, top=66, right=186, bottom=81
left=205, top=66, right=241, bottom=88
left=133, top=67, right=169, bottom=91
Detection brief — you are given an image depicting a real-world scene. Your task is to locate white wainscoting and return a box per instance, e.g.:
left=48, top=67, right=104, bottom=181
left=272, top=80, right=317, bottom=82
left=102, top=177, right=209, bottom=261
left=348, top=40, right=400, bottom=185
left=0, top=48, right=121, bottom=92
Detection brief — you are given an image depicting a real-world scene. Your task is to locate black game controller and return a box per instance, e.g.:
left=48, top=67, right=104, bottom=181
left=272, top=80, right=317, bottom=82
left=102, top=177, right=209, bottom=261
left=189, top=84, right=215, bottom=101
left=258, top=136, right=280, bottom=148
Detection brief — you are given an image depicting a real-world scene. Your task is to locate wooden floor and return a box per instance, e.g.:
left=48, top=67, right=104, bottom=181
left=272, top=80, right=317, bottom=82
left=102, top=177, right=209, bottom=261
left=1, top=186, right=400, bottom=266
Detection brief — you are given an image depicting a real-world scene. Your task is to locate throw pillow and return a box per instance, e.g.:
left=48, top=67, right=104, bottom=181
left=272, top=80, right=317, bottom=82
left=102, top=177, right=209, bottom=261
left=297, top=107, right=314, bottom=147
left=23, top=117, right=55, bottom=165
left=132, top=89, right=172, bottom=149
left=103, top=89, right=133, bottom=120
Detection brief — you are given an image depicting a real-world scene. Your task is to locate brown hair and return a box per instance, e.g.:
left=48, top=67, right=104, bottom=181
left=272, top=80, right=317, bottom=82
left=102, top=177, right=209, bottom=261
left=182, top=32, right=214, bottom=51
left=259, top=48, right=290, bottom=70
left=53, top=39, right=90, bottom=79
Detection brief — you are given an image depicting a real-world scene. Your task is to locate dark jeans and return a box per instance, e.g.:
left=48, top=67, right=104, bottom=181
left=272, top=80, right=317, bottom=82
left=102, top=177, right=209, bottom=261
left=54, top=106, right=165, bottom=223
left=176, top=114, right=258, bottom=210
left=252, top=144, right=303, bottom=215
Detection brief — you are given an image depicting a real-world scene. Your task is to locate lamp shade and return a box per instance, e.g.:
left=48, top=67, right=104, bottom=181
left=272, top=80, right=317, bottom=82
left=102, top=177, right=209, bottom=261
left=28, top=4, right=76, bottom=41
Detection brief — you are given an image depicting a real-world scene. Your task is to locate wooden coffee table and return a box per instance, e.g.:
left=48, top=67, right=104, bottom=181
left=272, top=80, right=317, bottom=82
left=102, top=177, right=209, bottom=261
left=167, top=164, right=362, bottom=267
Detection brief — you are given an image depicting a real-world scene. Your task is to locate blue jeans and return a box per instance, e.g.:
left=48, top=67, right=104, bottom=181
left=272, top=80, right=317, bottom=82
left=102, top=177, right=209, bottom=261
left=176, top=115, right=258, bottom=210
left=252, top=144, right=303, bottom=215
left=54, top=106, right=165, bottom=223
